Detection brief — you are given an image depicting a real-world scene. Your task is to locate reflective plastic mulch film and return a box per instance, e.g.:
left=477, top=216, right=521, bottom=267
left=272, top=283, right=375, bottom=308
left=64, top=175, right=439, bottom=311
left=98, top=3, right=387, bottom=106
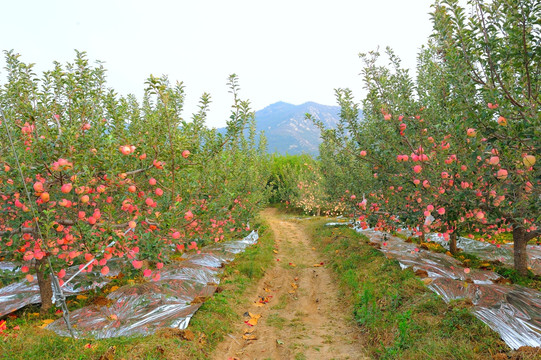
left=46, top=231, right=259, bottom=338
left=353, top=227, right=541, bottom=350
left=427, top=233, right=541, bottom=275
left=0, top=260, right=123, bottom=317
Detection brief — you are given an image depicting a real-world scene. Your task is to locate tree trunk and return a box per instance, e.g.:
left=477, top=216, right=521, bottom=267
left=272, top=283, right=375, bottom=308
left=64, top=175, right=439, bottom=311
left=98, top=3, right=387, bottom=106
left=513, top=226, right=529, bottom=276
left=35, top=258, right=53, bottom=315
left=449, top=232, right=458, bottom=255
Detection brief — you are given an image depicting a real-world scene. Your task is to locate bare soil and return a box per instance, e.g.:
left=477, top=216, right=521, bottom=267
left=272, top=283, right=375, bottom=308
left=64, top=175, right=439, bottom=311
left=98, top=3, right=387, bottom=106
left=213, top=208, right=367, bottom=360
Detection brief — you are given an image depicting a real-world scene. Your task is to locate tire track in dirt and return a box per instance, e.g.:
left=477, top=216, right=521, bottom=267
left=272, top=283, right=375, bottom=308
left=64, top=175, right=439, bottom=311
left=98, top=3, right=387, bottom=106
left=213, top=208, right=367, bottom=360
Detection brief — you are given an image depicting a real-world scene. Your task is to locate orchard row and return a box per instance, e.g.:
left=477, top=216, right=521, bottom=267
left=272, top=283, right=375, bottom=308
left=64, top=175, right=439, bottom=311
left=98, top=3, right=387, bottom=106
left=0, top=51, right=270, bottom=311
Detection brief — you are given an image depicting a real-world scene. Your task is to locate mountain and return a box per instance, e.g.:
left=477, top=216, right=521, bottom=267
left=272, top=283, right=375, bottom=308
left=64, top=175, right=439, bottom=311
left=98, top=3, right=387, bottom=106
left=217, top=101, right=353, bottom=155
left=254, top=101, right=341, bottom=155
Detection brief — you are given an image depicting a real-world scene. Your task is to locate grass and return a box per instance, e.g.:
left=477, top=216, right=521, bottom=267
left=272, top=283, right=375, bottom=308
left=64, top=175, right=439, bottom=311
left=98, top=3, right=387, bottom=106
left=308, top=221, right=518, bottom=360
left=271, top=293, right=289, bottom=310
left=0, top=215, right=275, bottom=360
left=266, top=313, right=287, bottom=330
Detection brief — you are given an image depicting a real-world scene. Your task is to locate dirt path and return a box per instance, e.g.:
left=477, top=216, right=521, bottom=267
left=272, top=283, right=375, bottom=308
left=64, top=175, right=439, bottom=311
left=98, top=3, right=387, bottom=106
left=213, top=208, right=366, bottom=360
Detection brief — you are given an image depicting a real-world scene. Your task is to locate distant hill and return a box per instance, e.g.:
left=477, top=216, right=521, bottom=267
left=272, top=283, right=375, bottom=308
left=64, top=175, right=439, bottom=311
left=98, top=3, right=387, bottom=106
left=255, top=101, right=343, bottom=155
left=218, top=101, right=343, bottom=155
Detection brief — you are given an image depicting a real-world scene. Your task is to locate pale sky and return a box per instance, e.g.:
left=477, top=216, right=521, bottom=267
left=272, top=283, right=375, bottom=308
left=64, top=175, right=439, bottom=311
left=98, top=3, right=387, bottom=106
left=1, top=0, right=440, bottom=128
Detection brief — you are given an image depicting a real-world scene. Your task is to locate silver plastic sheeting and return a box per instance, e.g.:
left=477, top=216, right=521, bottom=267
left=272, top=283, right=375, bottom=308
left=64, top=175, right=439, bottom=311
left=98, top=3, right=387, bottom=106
left=0, top=260, right=122, bottom=317
left=47, top=231, right=259, bottom=338
left=325, top=222, right=350, bottom=227
left=0, top=262, right=17, bottom=272
left=351, top=227, right=541, bottom=350
left=427, top=233, right=541, bottom=275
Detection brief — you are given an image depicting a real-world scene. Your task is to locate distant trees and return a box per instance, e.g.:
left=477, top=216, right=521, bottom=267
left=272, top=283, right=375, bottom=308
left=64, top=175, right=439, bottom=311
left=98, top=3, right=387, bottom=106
left=267, top=154, right=345, bottom=216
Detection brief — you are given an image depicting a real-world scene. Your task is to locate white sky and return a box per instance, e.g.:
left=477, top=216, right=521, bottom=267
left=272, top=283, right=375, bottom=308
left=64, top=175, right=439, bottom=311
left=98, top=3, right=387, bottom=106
left=1, top=0, right=439, bottom=128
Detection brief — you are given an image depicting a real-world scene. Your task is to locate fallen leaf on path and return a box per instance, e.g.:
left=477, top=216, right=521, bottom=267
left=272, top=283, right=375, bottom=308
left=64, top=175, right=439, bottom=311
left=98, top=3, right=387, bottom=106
left=254, top=295, right=272, bottom=306
left=273, top=250, right=278, bottom=254
left=245, top=312, right=261, bottom=326
left=313, top=262, right=324, bottom=267
left=243, top=334, right=257, bottom=340
left=277, top=339, right=284, bottom=345
left=288, top=263, right=296, bottom=267
left=248, top=312, right=261, bottom=320
left=289, top=282, right=298, bottom=294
